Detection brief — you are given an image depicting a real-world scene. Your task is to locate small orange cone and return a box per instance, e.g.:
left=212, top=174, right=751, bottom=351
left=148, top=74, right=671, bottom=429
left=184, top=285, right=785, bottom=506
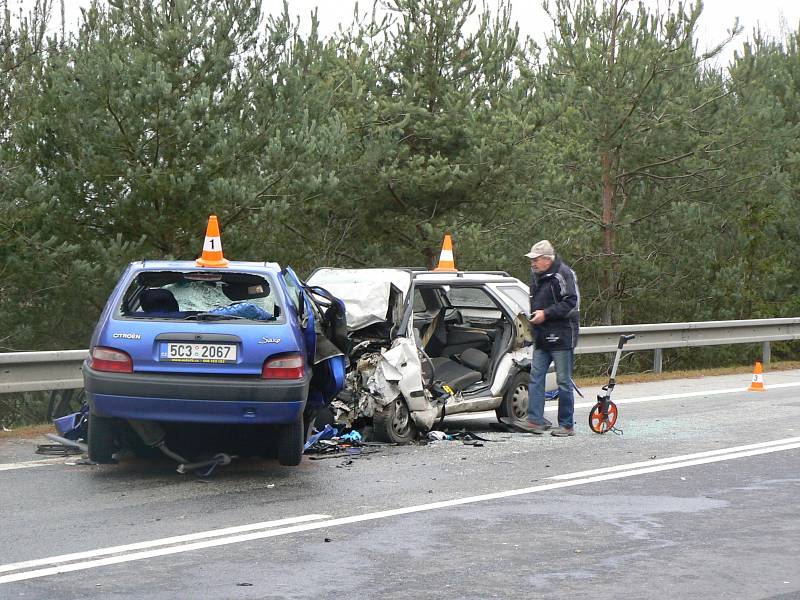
left=433, top=234, right=457, bottom=272
left=195, top=215, right=229, bottom=268
left=747, top=361, right=766, bottom=392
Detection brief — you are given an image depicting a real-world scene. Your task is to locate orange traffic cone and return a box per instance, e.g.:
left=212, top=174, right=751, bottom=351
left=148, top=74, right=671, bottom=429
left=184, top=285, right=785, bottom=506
left=195, top=215, right=229, bottom=268
left=433, top=234, right=457, bottom=272
left=747, top=361, right=766, bottom=392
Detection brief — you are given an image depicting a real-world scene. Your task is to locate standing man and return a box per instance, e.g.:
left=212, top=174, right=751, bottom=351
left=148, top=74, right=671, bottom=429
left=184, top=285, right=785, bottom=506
left=523, top=240, right=580, bottom=436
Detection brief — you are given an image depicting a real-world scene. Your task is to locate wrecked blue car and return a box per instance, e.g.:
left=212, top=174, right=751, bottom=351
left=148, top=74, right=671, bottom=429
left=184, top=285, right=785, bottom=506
left=83, top=217, right=347, bottom=467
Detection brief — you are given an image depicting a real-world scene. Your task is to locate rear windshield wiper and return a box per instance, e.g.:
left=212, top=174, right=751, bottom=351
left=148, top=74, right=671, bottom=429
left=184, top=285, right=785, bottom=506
left=188, top=313, right=247, bottom=321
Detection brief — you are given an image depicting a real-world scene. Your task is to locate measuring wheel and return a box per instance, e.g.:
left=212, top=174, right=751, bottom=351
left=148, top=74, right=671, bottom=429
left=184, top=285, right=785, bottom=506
left=588, top=401, right=618, bottom=434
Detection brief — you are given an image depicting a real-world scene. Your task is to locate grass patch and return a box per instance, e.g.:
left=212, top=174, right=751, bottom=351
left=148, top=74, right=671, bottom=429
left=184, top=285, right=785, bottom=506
left=0, top=423, right=53, bottom=439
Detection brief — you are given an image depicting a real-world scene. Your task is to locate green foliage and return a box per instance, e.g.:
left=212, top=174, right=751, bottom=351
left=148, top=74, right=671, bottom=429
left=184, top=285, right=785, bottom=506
left=1, top=0, right=800, bottom=360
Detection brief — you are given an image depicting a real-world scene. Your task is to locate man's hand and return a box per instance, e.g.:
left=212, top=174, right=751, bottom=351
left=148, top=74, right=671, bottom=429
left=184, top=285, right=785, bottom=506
left=530, top=309, right=546, bottom=325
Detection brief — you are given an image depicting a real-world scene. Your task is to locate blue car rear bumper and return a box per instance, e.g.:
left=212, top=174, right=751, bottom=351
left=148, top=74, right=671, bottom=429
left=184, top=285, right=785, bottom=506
left=84, top=364, right=309, bottom=424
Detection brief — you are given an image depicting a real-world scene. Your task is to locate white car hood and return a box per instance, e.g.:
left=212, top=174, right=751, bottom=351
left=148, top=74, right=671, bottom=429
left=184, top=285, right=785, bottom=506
left=307, top=269, right=412, bottom=330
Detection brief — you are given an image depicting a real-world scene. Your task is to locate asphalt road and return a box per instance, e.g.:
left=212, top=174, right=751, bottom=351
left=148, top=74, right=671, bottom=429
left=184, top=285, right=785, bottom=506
left=1, top=370, right=799, bottom=599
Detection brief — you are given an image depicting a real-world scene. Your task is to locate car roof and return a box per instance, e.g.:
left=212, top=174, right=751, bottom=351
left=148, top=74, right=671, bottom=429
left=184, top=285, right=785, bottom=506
left=129, top=260, right=283, bottom=273
left=410, top=270, right=521, bottom=284
left=310, top=267, right=520, bottom=285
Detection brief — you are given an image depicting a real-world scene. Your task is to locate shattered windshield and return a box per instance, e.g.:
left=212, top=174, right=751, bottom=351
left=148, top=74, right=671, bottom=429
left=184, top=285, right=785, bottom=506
left=119, top=271, right=282, bottom=322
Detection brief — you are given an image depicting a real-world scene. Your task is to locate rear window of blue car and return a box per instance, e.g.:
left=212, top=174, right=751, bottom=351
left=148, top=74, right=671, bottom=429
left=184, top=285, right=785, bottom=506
left=118, top=271, right=284, bottom=323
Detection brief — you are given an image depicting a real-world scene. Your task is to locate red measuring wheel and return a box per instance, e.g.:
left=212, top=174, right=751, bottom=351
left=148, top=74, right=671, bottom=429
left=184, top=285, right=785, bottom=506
left=589, top=400, right=618, bottom=434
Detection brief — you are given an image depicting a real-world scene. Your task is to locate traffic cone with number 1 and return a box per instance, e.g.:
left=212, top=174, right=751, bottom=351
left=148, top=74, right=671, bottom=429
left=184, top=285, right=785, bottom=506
left=747, top=361, right=766, bottom=392
left=196, top=215, right=229, bottom=268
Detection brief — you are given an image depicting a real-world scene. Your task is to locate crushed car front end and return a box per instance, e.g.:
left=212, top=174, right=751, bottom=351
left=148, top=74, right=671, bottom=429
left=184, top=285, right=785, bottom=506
left=307, top=268, right=552, bottom=442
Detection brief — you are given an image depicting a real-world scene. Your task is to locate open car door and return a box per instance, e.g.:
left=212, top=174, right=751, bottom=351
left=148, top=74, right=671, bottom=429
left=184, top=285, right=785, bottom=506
left=283, top=267, right=346, bottom=407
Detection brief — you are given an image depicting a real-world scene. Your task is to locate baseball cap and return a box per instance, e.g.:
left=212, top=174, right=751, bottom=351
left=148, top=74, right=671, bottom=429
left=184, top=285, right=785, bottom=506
left=524, top=240, right=555, bottom=259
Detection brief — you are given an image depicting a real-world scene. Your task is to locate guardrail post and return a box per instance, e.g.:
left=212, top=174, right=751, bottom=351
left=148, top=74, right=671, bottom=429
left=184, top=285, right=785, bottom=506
left=653, top=348, right=662, bottom=374
left=762, top=341, right=771, bottom=365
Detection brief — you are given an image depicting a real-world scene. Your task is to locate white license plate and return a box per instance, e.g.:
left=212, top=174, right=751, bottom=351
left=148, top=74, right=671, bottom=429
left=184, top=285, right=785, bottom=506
left=162, top=342, right=237, bottom=363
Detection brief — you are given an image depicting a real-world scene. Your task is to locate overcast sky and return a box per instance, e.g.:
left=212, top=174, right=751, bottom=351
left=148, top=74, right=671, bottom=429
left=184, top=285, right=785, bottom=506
left=11, top=0, right=800, bottom=66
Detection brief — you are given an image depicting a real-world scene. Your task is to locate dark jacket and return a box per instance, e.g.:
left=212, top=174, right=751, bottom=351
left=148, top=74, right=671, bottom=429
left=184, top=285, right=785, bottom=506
left=529, top=256, right=580, bottom=350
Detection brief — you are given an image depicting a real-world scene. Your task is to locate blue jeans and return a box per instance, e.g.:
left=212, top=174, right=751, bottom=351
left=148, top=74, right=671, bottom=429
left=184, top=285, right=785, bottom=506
left=528, top=348, right=575, bottom=429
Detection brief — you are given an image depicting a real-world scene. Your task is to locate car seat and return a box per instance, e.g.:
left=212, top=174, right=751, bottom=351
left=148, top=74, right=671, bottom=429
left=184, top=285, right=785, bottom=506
left=140, top=288, right=179, bottom=313
left=430, top=357, right=483, bottom=391
left=429, top=347, right=491, bottom=392
left=458, top=348, right=490, bottom=377
left=423, top=307, right=492, bottom=358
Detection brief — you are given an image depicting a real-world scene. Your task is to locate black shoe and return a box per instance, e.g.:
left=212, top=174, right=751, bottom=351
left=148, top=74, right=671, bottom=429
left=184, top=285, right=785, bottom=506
left=550, top=427, right=575, bottom=437
left=516, top=420, right=550, bottom=435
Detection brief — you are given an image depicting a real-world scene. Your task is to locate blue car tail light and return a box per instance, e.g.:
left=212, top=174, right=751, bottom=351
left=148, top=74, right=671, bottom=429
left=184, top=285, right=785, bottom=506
left=261, top=353, right=305, bottom=379
left=90, top=346, right=133, bottom=373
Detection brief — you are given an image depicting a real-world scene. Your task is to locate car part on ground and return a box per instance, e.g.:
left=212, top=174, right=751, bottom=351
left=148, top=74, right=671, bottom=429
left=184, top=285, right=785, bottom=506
left=47, top=388, right=86, bottom=421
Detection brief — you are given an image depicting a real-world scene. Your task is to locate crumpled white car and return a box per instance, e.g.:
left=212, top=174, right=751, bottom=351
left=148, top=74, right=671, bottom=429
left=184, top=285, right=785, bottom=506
left=306, top=268, right=557, bottom=443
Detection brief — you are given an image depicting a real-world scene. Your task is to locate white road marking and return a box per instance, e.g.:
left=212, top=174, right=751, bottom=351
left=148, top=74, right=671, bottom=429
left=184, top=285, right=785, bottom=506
left=0, top=458, right=66, bottom=472
left=0, top=514, right=331, bottom=575
left=572, top=381, right=800, bottom=410
left=448, top=380, right=800, bottom=421
left=549, top=436, right=800, bottom=480
left=1, top=439, right=798, bottom=585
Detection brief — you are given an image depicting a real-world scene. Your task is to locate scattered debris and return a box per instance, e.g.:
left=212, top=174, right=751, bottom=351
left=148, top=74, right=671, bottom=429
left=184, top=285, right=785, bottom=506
left=65, top=457, right=100, bottom=466
left=422, top=429, right=509, bottom=446
left=36, top=443, right=82, bottom=457
left=303, top=422, right=391, bottom=464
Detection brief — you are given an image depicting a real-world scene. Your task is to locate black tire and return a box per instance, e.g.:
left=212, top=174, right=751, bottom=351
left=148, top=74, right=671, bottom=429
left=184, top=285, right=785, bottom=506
left=496, top=371, right=529, bottom=428
left=373, top=396, right=417, bottom=444
left=277, top=419, right=304, bottom=466
left=47, top=388, right=86, bottom=421
left=88, top=413, right=116, bottom=463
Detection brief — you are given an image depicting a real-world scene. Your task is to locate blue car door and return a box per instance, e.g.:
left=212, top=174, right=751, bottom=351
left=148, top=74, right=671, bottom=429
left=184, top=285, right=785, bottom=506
left=283, top=267, right=317, bottom=364
left=283, top=267, right=345, bottom=406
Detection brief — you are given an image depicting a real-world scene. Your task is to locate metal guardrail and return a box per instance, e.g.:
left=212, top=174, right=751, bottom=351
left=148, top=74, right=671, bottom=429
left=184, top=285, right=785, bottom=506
left=0, top=350, right=87, bottom=394
left=574, top=318, right=800, bottom=352
left=2, top=317, right=800, bottom=394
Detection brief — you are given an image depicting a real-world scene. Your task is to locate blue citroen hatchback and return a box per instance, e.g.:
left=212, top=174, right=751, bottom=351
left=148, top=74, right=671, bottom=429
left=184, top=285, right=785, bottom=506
left=83, top=256, right=346, bottom=467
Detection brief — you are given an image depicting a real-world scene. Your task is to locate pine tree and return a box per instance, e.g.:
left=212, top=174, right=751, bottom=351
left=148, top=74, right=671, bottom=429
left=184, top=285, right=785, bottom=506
left=538, top=0, right=738, bottom=324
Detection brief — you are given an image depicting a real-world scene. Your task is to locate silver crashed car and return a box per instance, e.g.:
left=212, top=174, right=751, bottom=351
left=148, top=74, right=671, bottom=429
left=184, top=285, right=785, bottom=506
left=305, top=268, right=556, bottom=443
